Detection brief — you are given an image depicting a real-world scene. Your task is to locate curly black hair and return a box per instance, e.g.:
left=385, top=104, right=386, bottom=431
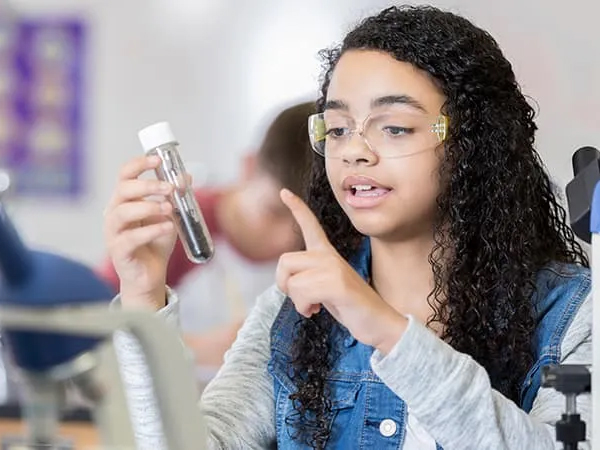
left=286, top=5, right=589, bottom=449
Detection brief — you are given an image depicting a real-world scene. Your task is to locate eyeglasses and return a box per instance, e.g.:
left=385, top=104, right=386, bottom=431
left=308, top=110, right=448, bottom=159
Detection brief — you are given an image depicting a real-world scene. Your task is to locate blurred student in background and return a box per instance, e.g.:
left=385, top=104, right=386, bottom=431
left=98, top=101, right=315, bottom=375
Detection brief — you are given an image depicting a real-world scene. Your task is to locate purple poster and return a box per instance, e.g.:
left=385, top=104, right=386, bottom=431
left=0, top=18, right=85, bottom=197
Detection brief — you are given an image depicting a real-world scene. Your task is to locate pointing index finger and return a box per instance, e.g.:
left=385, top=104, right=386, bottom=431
left=280, top=189, right=330, bottom=250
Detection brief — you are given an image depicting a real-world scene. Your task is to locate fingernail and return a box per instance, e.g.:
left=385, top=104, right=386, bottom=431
left=161, top=202, right=171, bottom=213
left=281, top=188, right=293, bottom=200
left=160, top=182, right=172, bottom=193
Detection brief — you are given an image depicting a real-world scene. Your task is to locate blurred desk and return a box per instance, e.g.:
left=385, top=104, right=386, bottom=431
left=0, top=405, right=98, bottom=449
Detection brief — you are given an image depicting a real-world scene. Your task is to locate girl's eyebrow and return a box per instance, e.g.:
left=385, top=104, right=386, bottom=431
left=324, top=94, right=428, bottom=114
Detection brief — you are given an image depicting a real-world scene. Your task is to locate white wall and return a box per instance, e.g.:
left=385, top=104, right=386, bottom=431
left=5, top=0, right=600, bottom=264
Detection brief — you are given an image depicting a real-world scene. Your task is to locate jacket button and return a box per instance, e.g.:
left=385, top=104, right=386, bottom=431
left=379, top=419, right=397, bottom=437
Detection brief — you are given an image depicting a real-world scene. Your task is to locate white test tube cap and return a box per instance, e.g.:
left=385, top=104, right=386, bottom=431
left=138, top=121, right=178, bottom=153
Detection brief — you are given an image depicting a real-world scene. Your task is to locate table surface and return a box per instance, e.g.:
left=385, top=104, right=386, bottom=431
left=0, top=412, right=98, bottom=449
left=0, top=419, right=99, bottom=448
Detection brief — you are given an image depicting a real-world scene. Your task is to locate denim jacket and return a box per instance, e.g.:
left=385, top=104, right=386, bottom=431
left=267, top=239, right=590, bottom=449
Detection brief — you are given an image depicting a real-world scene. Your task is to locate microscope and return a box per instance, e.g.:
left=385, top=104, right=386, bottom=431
left=541, top=146, right=600, bottom=450
left=0, top=173, right=208, bottom=449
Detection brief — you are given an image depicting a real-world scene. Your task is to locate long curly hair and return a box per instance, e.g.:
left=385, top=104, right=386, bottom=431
left=286, top=5, right=589, bottom=449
